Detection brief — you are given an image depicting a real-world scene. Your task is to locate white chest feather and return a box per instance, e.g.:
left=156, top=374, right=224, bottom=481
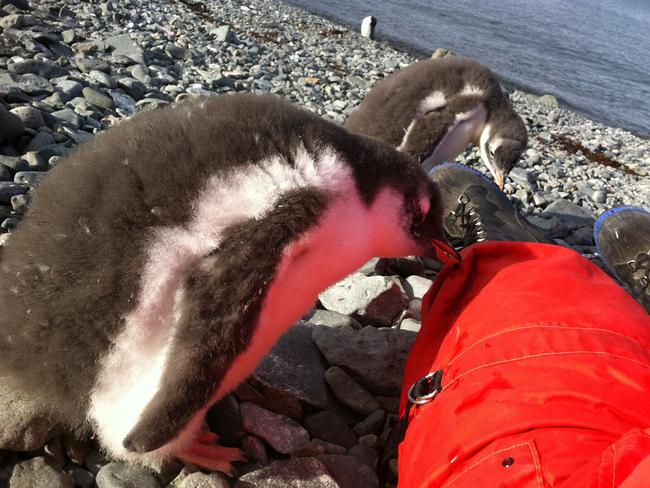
left=422, top=103, right=488, bottom=172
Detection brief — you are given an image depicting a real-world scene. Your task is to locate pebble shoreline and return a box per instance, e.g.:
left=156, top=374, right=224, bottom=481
left=0, top=0, right=648, bottom=487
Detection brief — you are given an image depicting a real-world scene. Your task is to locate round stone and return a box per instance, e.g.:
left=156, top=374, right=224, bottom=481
left=179, top=472, right=230, bottom=488
left=0, top=165, right=11, bottom=181
left=117, top=77, right=146, bottom=100
left=8, top=60, right=69, bottom=79
left=130, top=65, right=152, bottom=84
left=0, top=155, right=28, bottom=172
left=592, top=189, right=607, bottom=203
left=55, top=80, right=83, bottom=98
left=2, top=217, right=21, bottom=231
left=324, top=366, right=381, bottom=416
left=95, top=462, right=160, bottom=488
left=89, top=70, right=116, bottom=88
left=9, top=457, right=73, bottom=488
left=303, top=410, right=358, bottom=450
left=0, top=182, right=27, bottom=203
left=0, top=106, right=25, bottom=144
left=14, top=171, right=48, bottom=188
left=9, top=106, right=44, bottom=129
left=82, top=87, right=115, bottom=109
left=25, top=132, right=55, bottom=152
left=353, top=409, right=386, bottom=437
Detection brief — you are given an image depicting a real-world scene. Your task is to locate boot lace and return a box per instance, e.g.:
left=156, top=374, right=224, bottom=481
left=625, top=252, right=650, bottom=290
left=614, top=251, right=650, bottom=312
left=445, top=193, right=487, bottom=249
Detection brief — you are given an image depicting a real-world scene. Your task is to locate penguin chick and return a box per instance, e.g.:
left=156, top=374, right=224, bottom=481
left=345, top=57, right=528, bottom=188
left=361, top=16, right=377, bottom=40
left=0, top=94, right=445, bottom=473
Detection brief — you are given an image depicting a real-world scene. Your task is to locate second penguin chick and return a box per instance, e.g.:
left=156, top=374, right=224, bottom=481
left=345, top=57, right=528, bottom=188
left=0, top=94, right=445, bottom=474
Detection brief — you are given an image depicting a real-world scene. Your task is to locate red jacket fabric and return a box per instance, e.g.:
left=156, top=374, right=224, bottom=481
left=398, top=242, right=650, bottom=487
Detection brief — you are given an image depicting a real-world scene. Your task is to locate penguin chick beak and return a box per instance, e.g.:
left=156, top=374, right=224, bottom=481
left=495, top=171, right=505, bottom=190
left=432, top=238, right=462, bottom=266
left=410, top=205, right=459, bottom=265
left=412, top=225, right=460, bottom=266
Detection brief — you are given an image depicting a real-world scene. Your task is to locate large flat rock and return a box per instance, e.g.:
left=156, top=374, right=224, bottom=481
left=240, top=402, right=309, bottom=454
left=312, top=325, right=416, bottom=396
left=251, top=322, right=330, bottom=410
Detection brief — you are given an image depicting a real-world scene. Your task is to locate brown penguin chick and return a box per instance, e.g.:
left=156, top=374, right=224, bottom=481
left=0, top=94, right=446, bottom=474
left=345, top=57, right=528, bottom=188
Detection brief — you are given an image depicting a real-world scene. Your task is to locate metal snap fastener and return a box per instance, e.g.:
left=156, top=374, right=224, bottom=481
left=502, top=457, right=515, bottom=468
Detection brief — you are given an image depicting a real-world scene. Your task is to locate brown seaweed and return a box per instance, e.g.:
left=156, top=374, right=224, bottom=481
left=549, top=133, right=640, bottom=176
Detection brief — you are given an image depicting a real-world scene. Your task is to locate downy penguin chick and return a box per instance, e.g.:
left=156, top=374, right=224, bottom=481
left=345, top=57, right=528, bottom=188
left=0, top=94, right=445, bottom=473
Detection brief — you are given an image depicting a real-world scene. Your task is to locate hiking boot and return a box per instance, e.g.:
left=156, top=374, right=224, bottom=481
left=428, top=163, right=554, bottom=249
left=594, top=206, right=650, bottom=312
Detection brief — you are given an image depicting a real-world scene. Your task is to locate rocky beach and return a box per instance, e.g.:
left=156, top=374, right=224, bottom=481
left=0, top=0, right=648, bottom=486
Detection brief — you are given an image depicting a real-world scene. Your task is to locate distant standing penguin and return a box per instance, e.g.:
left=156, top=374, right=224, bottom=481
left=0, top=94, right=446, bottom=474
left=345, top=57, right=528, bottom=188
left=361, top=16, right=377, bottom=40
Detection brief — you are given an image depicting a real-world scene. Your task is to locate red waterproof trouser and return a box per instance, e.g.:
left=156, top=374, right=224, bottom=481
left=399, top=242, right=650, bottom=487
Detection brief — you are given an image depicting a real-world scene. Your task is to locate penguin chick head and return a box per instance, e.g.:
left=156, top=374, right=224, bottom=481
left=479, top=112, right=528, bottom=189
left=336, top=136, right=447, bottom=261
left=403, top=179, right=446, bottom=258
left=367, top=175, right=444, bottom=260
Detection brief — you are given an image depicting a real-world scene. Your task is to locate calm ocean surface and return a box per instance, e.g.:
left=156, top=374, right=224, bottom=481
left=285, top=0, right=650, bottom=136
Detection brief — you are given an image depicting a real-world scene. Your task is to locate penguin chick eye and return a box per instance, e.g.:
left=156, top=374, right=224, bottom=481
left=408, top=200, right=425, bottom=227
left=413, top=209, right=424, bottom=226
left=488, top=147, right=496, bottom=160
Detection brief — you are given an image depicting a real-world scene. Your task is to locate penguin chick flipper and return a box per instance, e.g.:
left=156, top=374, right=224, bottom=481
left=124, top=378, right=245, bottom=473
left=122, top=246, right=274, bottom=457
left=121, top=328, right=243, bottom=455
left=122, top=388, right=201, bottom=454
left=399, top=110, right=455, bottom=164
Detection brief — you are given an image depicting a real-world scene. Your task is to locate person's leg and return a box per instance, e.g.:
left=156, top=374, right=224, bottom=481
left=594, top=206, right=650, bottom=312
left=391, top=164, right=650, bottom=487
left=396, top=240, right=650, bottom=488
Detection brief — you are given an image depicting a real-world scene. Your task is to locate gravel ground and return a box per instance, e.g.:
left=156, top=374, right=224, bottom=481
left=0, top=0, right=648, bottom=486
